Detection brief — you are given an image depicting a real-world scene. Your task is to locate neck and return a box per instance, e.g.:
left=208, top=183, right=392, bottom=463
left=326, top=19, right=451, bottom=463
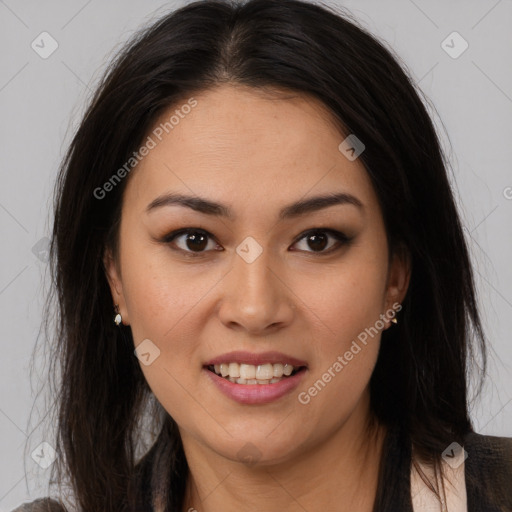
left=180, top=394, right=388, bottom=512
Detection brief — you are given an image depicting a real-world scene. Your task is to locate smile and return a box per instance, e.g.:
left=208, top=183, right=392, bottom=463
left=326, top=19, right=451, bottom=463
left=207, top=362, right=302, bottom=384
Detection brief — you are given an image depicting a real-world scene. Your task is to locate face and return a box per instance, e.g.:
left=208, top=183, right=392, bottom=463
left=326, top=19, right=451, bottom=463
left=105, top=84, right=409, bottom=466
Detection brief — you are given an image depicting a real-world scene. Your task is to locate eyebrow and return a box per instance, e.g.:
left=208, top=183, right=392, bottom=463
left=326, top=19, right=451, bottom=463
left=146, top=191, right=363, bottom=220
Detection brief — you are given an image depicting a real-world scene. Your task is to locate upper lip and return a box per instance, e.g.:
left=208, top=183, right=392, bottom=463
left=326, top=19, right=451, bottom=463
left=204, top=350, right=308, bottom=367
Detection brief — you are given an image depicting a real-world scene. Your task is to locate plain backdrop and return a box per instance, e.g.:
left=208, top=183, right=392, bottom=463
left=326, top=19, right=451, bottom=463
left=1, top=0, right=511, bottom=509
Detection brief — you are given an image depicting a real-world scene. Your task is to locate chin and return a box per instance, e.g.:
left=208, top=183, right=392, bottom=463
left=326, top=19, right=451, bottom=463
left=204, top=428, right=309, bottom=467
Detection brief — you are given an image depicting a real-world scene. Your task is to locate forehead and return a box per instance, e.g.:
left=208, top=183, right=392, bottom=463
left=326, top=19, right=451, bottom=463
left=124, top=84, right=377, bottom=218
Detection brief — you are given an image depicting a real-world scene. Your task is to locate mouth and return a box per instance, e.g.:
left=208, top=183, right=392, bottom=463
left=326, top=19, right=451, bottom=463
left=203, top=351, right=308, bottom=403
left=206, top=362, right=305, bottom=385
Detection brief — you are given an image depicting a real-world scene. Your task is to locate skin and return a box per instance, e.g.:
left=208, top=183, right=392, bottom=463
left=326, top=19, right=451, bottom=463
left=105, top=84, right=410, bottom=512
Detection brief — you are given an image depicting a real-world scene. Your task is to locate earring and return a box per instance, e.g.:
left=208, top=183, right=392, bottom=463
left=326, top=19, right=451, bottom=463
left=114, top=304, right=122, bottom=326
left=391, top=304, right=402, bottom=324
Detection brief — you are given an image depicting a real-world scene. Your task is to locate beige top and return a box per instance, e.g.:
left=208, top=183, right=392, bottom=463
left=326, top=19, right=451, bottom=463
left=411, top=448, right=467, bottom=512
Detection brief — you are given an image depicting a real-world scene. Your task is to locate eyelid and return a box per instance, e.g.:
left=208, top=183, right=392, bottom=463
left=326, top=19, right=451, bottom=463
left=161, top=227, right=352, bottom=257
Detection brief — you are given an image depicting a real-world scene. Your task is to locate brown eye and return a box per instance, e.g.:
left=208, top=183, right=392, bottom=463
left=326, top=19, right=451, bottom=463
left=291, top=229, right=350, bottom=254
left=163, top=228, right=219, bottom=257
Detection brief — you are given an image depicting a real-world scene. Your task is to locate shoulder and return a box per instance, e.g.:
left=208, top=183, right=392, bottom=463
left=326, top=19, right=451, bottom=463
left=464, top=430, right=512, bottom=449
left=464, top=431, right=512, bottom=468
left=10, top=498, right=67, bottom=512
left=463, top=431, right=512, bottom=511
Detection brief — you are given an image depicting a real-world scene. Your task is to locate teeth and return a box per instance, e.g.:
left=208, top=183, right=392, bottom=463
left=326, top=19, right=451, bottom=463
left=256, top=363, right=274, bottom=380
left=283, top=364, right=293, bottom=376
left=228, top=362, right=240, bottom=378
left=273, top=363, right=284, bottom=377
left=239, top=364, right=256, bottom=380
left=209, top=362, right=302, bottom=383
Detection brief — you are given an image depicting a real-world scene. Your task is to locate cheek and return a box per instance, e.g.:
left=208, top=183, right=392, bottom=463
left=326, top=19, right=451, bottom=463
left=119, top=239, right=229, bottom=381
left=119, top=251, right=208, bottom=425
left=292, top=244, right=389, bottom=418
left=119, top=238, right=197, bottom=348
left=298, top=249, right=388, bottom=354
left=294, top=264, right=386, bottom=424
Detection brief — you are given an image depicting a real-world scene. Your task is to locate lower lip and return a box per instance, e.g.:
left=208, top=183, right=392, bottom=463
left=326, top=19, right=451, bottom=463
left=204, top=367, right=307, bottom=405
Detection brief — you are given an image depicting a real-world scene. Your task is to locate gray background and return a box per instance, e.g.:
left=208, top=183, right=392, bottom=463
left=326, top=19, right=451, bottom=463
left=1, top=0, right=511, bottom=509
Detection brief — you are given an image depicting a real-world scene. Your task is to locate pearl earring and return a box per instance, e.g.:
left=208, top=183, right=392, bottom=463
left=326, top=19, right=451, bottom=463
left=114, top=304, right=122, bottom=326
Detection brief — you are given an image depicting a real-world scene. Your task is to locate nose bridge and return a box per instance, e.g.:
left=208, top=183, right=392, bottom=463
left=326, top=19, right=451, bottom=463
left=233, top=236, right=277, bottom=307
left=218, top=235, right=293, bottom=332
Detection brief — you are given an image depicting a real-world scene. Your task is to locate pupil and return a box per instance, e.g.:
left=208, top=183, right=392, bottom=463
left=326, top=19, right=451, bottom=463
left=187, top=232, right=207, bottom=251
left=308, top=232, right=327, bottom=251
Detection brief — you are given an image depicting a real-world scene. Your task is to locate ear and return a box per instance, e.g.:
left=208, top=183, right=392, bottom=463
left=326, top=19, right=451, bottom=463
left=103, top=248, right=130, bottom=325
left=383, top=245, right=410, bottom=327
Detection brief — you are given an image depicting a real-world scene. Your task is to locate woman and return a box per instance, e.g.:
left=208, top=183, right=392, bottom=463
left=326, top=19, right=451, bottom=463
left=13, top=0, right=512, bottom=511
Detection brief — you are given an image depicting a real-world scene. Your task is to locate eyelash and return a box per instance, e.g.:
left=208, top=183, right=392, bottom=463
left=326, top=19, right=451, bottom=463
left=160, top=227, right=352, bottom=259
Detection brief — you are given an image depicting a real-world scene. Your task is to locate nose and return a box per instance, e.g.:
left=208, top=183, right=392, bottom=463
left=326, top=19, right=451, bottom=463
left=217, top=243, right=296, bottom=336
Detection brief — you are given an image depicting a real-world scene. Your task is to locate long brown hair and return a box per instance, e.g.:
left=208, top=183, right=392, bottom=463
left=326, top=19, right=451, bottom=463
left=34, top=0, right=486, bottom=510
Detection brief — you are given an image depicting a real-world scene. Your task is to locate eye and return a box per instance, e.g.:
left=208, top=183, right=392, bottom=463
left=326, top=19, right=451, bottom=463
left=161, top=227, right=351, bottom=258
left=162, top=228, right=221, bottom=258
left=292, top=229, right=351, bottom=254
